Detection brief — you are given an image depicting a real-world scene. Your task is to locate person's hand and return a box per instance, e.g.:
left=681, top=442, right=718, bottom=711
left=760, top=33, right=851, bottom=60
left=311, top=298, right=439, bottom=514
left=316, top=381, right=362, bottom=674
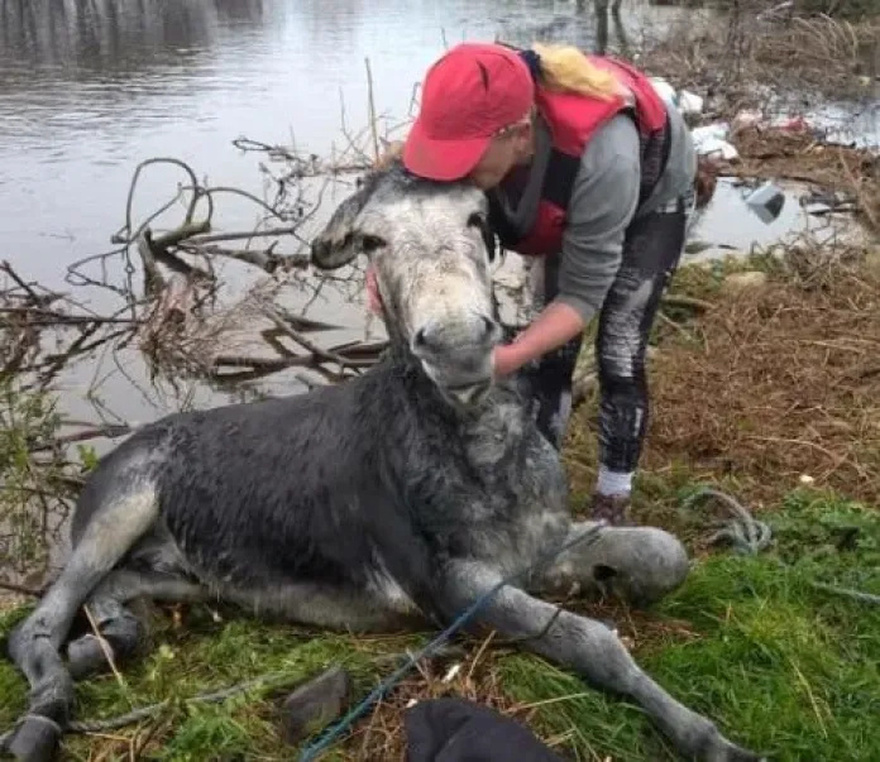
left=492, top=342, right=525, bottom=378
left=492, top=302, right=586, bottom=380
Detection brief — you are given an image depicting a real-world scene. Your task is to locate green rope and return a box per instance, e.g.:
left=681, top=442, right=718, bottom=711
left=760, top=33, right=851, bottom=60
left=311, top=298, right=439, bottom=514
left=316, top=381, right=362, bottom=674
left=682, top=486, right=880, bottom=606
left=810, top=581, right=880, bottom=606
left=681, top=486, right=773, bottom=555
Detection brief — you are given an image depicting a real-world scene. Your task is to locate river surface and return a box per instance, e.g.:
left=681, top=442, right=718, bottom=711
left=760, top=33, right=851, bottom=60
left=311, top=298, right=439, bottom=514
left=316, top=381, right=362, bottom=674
left=1, top=0, right=683, bottom=290
left=1, top=0, right=708, bottom=425
left=0, top=0, right=876, bottom=431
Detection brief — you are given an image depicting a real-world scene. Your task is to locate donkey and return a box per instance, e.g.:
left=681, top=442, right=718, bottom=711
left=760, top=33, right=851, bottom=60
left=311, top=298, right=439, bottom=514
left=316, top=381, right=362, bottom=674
left=3, top=161, right=762, bottom=762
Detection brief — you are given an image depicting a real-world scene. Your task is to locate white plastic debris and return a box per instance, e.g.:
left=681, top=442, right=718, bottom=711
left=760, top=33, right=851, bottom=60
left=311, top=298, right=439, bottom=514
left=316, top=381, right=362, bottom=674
left=677, top=89, right=704, bottom=116
left=690, top=122, right=728, bottom=144
left=799, top=474, right=815, bottom=485
left=649, top=78, right=704, bottom=117
left=699, top=138, right=738, bottom=161
left=691, top=122, right=739, bottom=161
left=649, top=77, right=678, bottom=108
left=732, top=109, right=763, bottom=134
left=441, top=663, right=462, bottom=683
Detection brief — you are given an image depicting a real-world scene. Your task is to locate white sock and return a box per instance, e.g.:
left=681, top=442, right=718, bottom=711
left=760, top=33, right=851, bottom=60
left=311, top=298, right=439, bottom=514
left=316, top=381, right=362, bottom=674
left=596, top=465, right=633, bottom=497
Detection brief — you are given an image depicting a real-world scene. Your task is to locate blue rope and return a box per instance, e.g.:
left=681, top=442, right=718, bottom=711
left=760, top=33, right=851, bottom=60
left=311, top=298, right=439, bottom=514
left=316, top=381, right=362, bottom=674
left=297, top=523, right=604, bottom=761
left=300, top=485, right=870, bottom=758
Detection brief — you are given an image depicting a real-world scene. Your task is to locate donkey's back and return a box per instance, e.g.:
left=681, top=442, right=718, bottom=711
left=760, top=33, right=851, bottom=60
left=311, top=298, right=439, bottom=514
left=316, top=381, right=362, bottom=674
left=70, top=360, right=426, bottom=603
left=73, top=377, right=364, bottom=542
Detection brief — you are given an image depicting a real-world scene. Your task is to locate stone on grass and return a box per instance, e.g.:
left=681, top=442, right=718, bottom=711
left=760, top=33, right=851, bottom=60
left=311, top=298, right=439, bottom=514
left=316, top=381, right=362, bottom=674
left=279, top=664, right=352, bottom=746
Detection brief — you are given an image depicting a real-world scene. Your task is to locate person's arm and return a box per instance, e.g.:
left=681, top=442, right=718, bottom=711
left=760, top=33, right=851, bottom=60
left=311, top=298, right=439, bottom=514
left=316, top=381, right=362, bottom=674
left=493, top=115, right=642, bottom=376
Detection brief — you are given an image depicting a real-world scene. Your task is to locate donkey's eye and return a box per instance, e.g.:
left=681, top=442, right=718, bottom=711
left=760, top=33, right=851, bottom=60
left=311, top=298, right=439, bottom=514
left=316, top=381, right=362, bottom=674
left=467, top=212, right=485, bottom=229
left=467, top=212, right=496, bottom=263
left=360, top=234, right=386, bottom=254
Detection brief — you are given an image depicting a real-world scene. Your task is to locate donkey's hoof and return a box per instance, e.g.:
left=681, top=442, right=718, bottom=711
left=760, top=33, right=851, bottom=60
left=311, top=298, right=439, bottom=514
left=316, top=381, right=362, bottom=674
left=67, top=634, right=113, bottom=680
left=6, top=714, right=63, bottom=762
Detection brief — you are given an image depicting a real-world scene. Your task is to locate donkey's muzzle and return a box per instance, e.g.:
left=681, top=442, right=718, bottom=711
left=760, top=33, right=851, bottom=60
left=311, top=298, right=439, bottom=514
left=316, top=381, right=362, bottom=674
left=411, top=312, right=500, bottom=401
left=412, top=313, right=498, bottom=357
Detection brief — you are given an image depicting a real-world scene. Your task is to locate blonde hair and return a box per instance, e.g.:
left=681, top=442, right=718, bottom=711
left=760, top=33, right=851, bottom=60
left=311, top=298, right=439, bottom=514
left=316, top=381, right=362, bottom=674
left=530, top=42, right=620, bottom=101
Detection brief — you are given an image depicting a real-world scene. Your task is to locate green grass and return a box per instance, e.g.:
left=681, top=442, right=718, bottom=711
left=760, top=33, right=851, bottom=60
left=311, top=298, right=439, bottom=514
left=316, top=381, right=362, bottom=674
left=3, top=272, right=880, bottom=761
left=496, top=489, right=880, bottom=761
left=2, top=487, right=878, bottom=761
left=0, top=377, right=69, bottom=574
left=0, top=603, right=430, bottom=760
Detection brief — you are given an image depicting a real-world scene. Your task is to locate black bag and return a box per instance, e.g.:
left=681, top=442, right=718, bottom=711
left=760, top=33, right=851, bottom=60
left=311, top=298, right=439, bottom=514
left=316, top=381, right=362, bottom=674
left=404, top=696, right=563, bottom=762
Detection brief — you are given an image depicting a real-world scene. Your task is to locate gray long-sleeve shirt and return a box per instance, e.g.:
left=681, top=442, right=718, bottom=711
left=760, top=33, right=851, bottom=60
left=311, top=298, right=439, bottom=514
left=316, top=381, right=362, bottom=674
left=489, top=102, right=696, bottom=322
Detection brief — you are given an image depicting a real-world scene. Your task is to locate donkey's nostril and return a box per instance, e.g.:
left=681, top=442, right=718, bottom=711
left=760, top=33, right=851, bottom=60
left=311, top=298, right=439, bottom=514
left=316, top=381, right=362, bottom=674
left=412, top=316, right=496, bottom=356
left=412, top=322, right=445, bottom=354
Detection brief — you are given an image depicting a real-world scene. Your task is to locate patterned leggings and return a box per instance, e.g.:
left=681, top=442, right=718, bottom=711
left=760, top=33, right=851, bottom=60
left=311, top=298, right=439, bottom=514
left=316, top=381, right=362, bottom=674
left=529, top=192, right=694, bottom=471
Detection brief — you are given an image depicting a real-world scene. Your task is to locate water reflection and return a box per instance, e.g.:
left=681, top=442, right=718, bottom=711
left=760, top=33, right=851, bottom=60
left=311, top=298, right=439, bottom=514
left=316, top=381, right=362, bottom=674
left=595, top=0, right=631, bottom=57
left=0, top=0, right=640, bottom=286
left=0, top=0, right=267, bottom=80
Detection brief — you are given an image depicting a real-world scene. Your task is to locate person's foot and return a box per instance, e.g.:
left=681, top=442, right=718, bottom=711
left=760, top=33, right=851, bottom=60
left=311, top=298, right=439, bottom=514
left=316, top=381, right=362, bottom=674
left=589, top=492, right=635, bottom=526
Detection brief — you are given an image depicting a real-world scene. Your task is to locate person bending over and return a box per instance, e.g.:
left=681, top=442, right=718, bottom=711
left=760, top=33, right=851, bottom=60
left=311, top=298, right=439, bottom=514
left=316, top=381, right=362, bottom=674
left=374, top=41, right=712, bottom=525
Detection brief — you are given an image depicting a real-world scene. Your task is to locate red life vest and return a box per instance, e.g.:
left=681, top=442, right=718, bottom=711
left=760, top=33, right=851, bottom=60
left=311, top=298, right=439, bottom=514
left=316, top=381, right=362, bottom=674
left=487, top=54, right=671, bottom=257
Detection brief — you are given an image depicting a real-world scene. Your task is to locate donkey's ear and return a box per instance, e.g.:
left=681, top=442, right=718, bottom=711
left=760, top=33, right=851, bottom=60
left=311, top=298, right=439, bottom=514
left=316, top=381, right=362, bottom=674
left=310, top=182, right=374, bottom=271
left=310, top=162, right=400, bottom=269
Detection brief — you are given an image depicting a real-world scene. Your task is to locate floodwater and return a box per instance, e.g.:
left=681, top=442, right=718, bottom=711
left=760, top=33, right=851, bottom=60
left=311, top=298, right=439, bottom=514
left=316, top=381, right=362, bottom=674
left=0, top=0, right=705, bottom=430
left=0, top=0, right=875, bottom=431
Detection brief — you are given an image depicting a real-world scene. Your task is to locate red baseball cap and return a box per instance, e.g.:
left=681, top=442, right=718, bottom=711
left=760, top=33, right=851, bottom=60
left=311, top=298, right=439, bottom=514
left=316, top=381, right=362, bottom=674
left=403, top=43, right=535, bottom=181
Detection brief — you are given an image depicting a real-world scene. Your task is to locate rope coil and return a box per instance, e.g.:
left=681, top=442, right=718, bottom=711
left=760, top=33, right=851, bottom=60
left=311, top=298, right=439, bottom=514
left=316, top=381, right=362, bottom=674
left=681, top=486, right=773, bottom=555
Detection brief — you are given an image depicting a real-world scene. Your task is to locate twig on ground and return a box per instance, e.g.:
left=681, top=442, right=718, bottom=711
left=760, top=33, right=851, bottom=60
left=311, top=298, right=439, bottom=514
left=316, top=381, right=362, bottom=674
left=83, top=604, right=129, bottom=696
left=0, top=580, right=44, bottom=598
left=661, top=294, right=716, bottom=312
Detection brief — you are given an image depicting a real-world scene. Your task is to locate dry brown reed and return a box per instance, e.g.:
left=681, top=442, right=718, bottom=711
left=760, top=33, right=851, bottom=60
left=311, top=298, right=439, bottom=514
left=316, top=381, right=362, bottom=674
left=641, top=248, right=880, bottom=507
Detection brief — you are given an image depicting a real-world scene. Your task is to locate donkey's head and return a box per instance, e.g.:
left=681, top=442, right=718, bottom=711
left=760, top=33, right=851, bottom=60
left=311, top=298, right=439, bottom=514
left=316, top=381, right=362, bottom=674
left=311, top=161, right=501, bottom=407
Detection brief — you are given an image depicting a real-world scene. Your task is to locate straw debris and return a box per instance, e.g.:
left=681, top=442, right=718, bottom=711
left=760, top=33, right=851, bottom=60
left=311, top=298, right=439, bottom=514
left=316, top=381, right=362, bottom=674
left=568, top=246, right=880, bottom=509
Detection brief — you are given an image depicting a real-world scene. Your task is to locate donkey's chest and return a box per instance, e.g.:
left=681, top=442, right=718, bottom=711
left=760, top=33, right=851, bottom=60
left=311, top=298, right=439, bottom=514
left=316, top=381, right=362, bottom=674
left=408, top=426, right=570, bottom=571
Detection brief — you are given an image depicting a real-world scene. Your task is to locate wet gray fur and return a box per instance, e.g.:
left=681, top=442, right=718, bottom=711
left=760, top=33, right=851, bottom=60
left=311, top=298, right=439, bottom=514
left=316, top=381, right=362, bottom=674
left=4, top=161, right=762, bottom=762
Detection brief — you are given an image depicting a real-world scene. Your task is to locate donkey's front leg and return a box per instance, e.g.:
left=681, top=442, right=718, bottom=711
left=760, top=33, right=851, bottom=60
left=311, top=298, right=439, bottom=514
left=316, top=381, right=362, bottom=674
left=533, top=521, right=691, bottom=607
left=440, top=561, right=763, bottom=762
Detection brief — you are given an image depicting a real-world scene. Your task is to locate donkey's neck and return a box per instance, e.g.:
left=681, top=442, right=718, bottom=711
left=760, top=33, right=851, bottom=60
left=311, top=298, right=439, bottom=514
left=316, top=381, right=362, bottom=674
left=377, top=338, right=536, bottom=465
